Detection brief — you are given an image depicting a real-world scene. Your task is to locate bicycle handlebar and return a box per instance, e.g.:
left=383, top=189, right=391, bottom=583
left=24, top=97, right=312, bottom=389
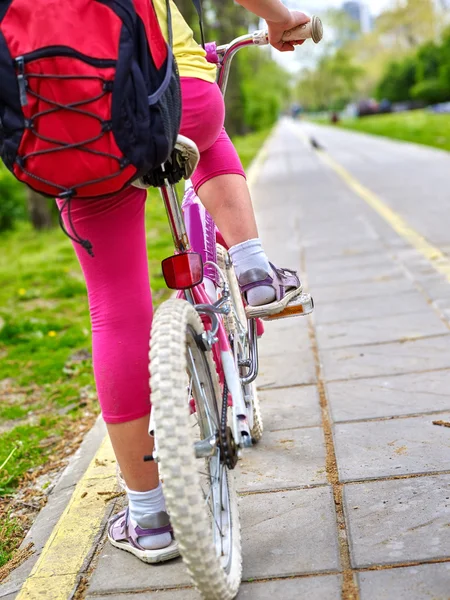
left=208, top=16, right=323, bottom=95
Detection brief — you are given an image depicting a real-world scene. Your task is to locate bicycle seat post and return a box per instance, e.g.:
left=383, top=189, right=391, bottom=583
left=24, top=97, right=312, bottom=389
left=160, top=182, right=190, bottom=253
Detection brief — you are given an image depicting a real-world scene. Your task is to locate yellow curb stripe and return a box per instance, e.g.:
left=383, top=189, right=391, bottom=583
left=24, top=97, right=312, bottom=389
left=16, top=435, right=116, bottom=600
left=294, top=127, right=450, bottom=284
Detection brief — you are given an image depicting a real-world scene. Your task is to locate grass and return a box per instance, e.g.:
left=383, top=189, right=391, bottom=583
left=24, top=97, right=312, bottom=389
left=336, top=110, right=450, bottom=153
left=0, top=126, right=271, bottom=569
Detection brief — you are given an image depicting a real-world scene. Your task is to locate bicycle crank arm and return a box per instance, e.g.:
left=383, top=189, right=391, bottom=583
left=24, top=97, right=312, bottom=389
left=221, top=349, right=252, bottom=447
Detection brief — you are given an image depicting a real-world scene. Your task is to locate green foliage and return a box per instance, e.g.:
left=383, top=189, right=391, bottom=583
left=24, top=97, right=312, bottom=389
left=376, top=28, right=450, bottom=105
left=240, top=49, right=289, bottom=132
left=416, top=42, right=442, bottom=81
left=411, top=79, right=450, bottom=104
left=376, top=58, right=417, bottom=102
left=295, top=0, right=450, bottom=111
left=0, top=513, right=24, bottom=567
left=0, top=164, right=26, bottom=232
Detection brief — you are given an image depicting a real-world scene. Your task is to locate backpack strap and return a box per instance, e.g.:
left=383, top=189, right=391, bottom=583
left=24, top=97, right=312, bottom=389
left=191, top=0, right=206, bottom=48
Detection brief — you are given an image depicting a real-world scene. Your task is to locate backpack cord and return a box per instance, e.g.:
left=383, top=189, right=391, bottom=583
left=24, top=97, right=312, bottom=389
left=58, top=195, right=94, bottom=257
left=165, top=0, right=173, bottom=47
left=190, top=0, right=206, bottom=49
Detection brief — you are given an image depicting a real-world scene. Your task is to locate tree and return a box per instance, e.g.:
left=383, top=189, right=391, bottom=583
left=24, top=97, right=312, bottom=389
left=0, top=164, right=26, bottom=232
left=376, top=57, right=417, bottom=102
left=26, top=189, right=54, bottom=230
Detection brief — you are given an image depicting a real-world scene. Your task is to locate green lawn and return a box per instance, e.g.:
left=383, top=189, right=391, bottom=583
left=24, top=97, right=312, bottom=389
left=337, top=110, right=450, bottom=153
left=0, top=126, right=271, bottom=569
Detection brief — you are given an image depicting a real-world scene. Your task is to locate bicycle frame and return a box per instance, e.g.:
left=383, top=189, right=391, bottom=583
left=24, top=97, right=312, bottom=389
left=157, top=31, right=269, bottom=448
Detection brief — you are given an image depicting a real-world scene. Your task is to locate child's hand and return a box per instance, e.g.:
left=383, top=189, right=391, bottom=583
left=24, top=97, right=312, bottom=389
left=267, top=10, right=310, bottom=52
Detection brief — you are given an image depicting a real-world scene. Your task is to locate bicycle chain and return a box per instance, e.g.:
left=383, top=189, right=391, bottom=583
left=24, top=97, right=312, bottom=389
left=220, top=380, right=238, bottom=469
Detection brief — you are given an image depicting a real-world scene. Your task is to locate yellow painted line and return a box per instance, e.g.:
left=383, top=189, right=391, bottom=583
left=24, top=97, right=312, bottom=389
left=16, top=435, right=116, bottom=600
left=293, top=126, right=450, bottom=283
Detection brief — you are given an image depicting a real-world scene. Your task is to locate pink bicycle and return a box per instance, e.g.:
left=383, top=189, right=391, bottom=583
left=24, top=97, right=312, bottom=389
left=143, top=21, right=322, bottom=600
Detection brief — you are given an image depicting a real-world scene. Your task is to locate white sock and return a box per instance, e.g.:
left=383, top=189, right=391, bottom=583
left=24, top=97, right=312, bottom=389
left=229, top=238, right=276, bottom=306
left=126, top=483, right=172, bottom=550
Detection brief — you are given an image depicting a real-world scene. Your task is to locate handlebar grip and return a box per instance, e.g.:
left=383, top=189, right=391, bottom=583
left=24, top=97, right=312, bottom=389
left=282, top=15, right=323, bottom=44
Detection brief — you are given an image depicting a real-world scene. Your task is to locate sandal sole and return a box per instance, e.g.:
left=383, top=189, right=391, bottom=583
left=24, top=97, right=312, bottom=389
left=108, top=536, right=180, bottom=564
left=244, top=286, right=303, bottom=319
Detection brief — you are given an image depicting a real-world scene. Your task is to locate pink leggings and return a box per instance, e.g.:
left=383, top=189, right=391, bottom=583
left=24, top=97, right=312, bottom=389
left=62, top=78, right=245, bottom=423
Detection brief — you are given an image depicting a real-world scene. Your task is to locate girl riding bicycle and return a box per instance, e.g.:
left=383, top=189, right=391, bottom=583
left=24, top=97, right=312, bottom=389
left=61, top=0, right=311, bottom=563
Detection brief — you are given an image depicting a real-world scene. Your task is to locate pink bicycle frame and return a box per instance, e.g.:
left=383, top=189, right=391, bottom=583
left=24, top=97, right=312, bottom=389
left=157, top=32, right=270, bottom=442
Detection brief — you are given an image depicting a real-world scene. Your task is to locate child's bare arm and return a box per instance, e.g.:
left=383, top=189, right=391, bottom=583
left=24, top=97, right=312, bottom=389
left=234, top=0, right=310, bottom=51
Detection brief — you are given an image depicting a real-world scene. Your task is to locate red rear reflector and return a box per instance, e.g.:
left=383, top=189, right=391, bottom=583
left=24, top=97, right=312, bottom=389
left=162, top=252, right=204, bottom=290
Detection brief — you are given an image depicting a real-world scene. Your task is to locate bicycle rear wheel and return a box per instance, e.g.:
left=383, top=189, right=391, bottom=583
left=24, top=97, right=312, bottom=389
left=150, top=298, right=242, bottom=600
left=216, top=245, right=263, bottom=442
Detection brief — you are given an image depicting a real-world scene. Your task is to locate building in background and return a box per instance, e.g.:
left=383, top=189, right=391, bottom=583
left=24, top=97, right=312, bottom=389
left=342, top=1, right=373, bottom=35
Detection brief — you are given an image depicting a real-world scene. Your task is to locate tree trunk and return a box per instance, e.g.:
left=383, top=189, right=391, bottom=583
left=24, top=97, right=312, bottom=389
left=27, top=189, right=54, bottom=230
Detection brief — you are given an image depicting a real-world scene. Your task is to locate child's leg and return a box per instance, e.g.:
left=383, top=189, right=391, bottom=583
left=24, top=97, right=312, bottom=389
left=59, top=188, right=175, bottom=557
left=180, top=78, right=302, bottom=309
left=179, top=78, right=257, bottom=247
left=60, top=187, right=157, bottom=490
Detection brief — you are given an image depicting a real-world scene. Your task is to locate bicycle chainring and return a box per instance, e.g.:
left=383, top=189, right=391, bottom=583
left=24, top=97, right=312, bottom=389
left=221, top=425, right=239, bottom=470
left=219, top=381, right=239, bottom=469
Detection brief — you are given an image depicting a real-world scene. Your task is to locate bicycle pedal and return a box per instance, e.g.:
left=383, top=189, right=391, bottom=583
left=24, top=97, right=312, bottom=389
left=262, top=293, right=314, bottom=322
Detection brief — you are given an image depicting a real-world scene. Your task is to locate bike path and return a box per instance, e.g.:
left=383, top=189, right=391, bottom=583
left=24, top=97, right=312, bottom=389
left=5, top=119, right=450, bottom=599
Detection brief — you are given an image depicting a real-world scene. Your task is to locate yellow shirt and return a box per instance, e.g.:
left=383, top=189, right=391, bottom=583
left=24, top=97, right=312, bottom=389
left=153, top=0, right=217, bottom=84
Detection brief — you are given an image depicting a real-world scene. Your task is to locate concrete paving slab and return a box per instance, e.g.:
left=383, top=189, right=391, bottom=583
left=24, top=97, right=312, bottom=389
left=316, top=311, right=447, bottom=349
left=358, top=563, right=450, bottom=600
left=258, top=385, right=322, bottom=430
left=235, top=427, right=327, bottom=492
left=311, top=279, right=415, bottom=305
left=420, top=273, right=450, bottom=303
left=304, top=241, right=387, bottom=262
left=310, top=264, right=404, bottom=288
left=240, top=487, right=340, bottom=578
left=258, top=318, right=311, bottom=358
left=315, top=291, right=432, bottom=325
left=305, top=253, right=393, bottom=274
left=87, top=549, right=191, bottom=595
left=237, top=576, right=342, bottom=600
left=257, top=354, right=316, bottom=389
left=327, top=370, right=450, bottom=422
left=335, top=412, right=450, bottom=481
left=344, top=475, right=450, bottom=567
left=87, top=575, right=342, bottom=600
left=321, top=335, right=450, bottom=381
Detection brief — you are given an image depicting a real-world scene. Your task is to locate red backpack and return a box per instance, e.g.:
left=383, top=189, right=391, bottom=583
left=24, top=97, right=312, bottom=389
left=0, top=0, right=181, bottom=247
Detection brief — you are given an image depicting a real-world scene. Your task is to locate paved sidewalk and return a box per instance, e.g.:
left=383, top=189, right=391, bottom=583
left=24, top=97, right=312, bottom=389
left=7, top=120, right=450, bottom=599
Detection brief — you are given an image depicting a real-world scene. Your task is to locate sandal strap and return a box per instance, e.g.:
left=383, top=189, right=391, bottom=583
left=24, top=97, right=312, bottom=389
left=239, top=264, right=301, bottom=302
left=108, top=508, right=173, bottom=551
